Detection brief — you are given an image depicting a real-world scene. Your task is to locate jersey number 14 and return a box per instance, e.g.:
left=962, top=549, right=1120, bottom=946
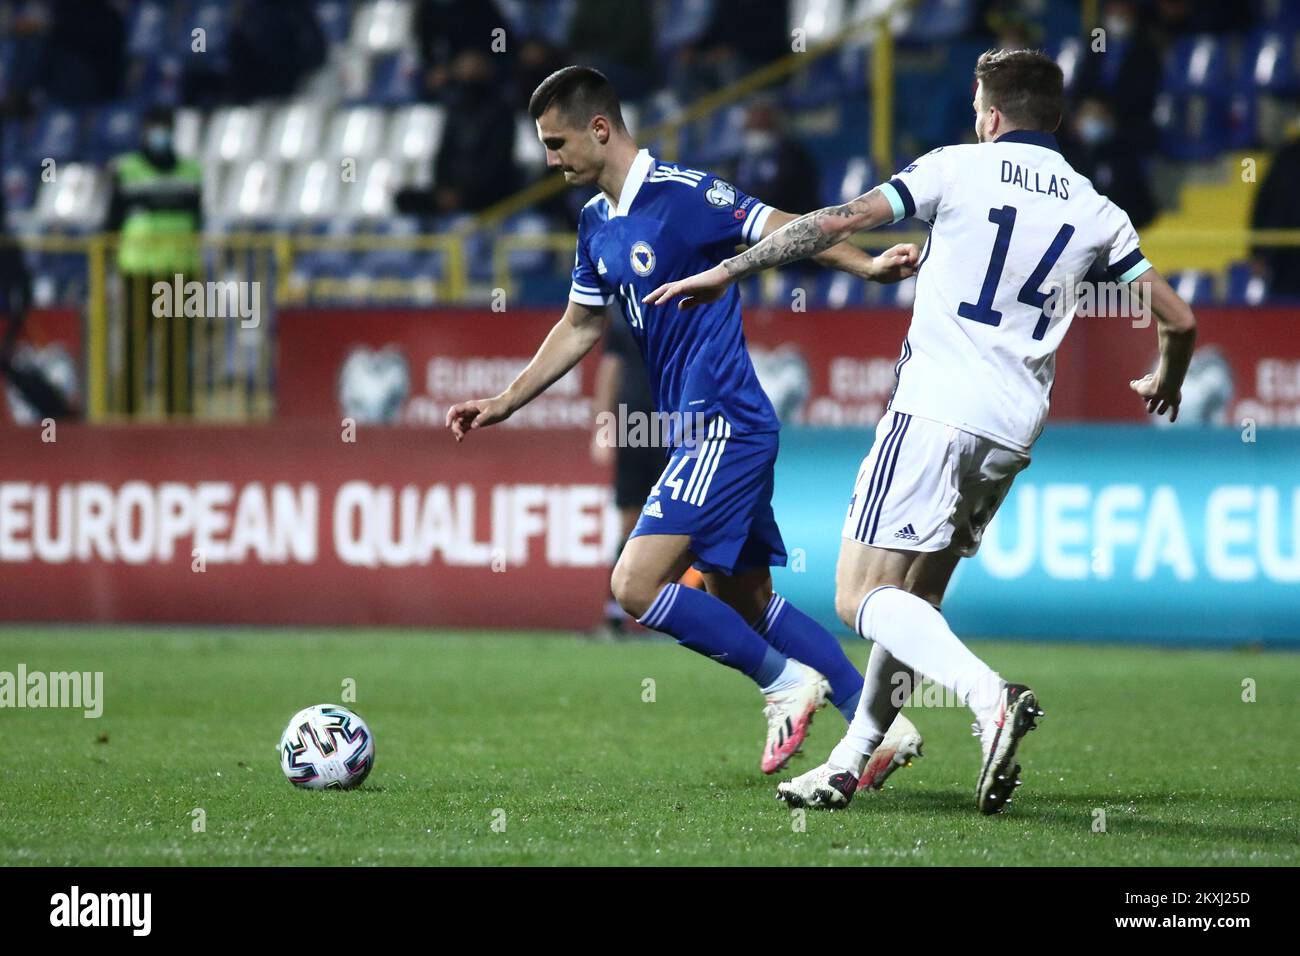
left=957, top=204, right=1075, bottom=341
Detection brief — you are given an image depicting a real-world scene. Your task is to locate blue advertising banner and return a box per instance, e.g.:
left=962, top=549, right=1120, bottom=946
left=770, top=425, right=1300, bottom=645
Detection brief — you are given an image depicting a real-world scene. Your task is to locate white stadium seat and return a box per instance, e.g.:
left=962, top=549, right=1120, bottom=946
left=387, top=104, right=445, bottom=166
left=265, top=102, right=329, bottom=163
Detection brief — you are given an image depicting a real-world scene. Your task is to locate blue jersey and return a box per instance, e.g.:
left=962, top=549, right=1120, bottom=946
left=569, top=150, right=780, bottom=444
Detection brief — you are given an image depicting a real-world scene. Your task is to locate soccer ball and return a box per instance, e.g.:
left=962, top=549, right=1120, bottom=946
left=279, top=704, right=375, bottom=790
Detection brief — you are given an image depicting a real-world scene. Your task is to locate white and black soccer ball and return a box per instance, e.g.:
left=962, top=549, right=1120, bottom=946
left=279, top=704, right=375, bottom=790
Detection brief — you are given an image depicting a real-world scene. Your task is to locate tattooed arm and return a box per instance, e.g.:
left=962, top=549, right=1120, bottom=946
left=643, top=189, right=898, bottom=308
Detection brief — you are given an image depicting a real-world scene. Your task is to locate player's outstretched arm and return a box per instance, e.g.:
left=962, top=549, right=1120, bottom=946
left=643, top=189, right=896, bottom=308
left=446, top=300, right=608, bottom=441
left=1128, top=268, right=1197, bottom=422
left=760, top=209, right=920, bottom=284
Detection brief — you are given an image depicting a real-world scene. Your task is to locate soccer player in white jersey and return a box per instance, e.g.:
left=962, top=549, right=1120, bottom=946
left=644, top=49, right=1197, bottom=813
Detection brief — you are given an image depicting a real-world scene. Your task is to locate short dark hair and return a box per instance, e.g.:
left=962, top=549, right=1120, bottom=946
left=528, top=65, right=626, bottom=131
left=973, top=48, right=1064, bottom=132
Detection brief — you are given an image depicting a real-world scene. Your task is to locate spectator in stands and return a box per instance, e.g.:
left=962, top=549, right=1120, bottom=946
left=1062, top=97, right=1156, bottom=229
left=1074, top=0, right=1162, bottom=154
left=433, top=50, right=519, bottom=214
left=105, top=105, right=202, bottom=416
left=2, top=0, right=125, bottom=108
left=672, top=0, right=790, bottom=103
left=566, top=0, right=657, bottom=102
left=730, top=97, right=820, bottom=218
left=1250, top=130, right=1300, bottom=298
left=222, top=0, right=327, bottom=104
left=414, top=0, right=509, bottom=102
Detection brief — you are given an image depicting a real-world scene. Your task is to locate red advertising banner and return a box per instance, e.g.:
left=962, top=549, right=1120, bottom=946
left=0, top=425, right=615, bottom=627
left=277, top=306, right=1300, bottom=429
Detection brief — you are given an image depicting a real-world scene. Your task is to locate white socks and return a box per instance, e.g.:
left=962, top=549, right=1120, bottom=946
left=855, top=586, right=1003, bottom=721
left=829, top=642, right=917, bottom=774
left=760, top=657, right=806, bottom=697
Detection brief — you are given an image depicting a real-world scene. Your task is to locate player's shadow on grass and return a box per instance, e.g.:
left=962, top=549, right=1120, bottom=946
left=896, top=788, right=1298, bottom=847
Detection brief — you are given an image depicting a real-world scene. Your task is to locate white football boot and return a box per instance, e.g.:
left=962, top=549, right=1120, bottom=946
left=974, top=682, right=1044, bottom=814
left=776, top=761, right=858, bottom=810
left=857, top=712, right=924, bottom=791
left=760, top=664, right=831, bottom=774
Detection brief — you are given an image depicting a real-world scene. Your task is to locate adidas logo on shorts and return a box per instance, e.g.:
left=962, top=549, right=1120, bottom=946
left=894, top=523, right=920, bottom=542
left=643, top=500, right=664, bottom=518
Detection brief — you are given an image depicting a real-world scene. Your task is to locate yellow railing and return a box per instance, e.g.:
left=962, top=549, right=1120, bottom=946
left=8, top=228, right=1300, bottom=423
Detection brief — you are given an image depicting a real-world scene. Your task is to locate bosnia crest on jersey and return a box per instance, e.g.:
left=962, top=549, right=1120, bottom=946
left=630, top=240, right=656, bottom=276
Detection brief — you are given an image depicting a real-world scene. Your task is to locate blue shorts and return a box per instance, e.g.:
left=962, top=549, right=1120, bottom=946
left=629, top=416, right=787, bottom=575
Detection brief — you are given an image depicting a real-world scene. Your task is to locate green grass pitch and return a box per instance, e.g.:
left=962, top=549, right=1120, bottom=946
left=2, top=627, right=1297, bottom=866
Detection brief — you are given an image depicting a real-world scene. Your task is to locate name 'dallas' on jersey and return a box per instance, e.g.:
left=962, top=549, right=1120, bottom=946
left=569, top=149, right=781, bottom=445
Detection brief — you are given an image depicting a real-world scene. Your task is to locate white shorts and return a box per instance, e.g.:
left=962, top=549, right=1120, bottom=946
left=841, top=410, right=1030, bottom=556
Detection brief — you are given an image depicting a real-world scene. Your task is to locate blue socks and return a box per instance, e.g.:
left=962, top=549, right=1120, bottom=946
left=640, top=583, right=787, bottom=685
left=637, top=584, right=863, bottom=719
left=753, top=594, right=863, bottom=722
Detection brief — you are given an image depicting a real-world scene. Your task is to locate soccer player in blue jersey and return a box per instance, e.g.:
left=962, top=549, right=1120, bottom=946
left=447, top=66, right=922, bottom=778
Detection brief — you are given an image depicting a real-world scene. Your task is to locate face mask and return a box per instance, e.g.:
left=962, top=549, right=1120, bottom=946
left=145, top=128, right=172, bottom=153
left=1078, top=117, right=1113, bottom=145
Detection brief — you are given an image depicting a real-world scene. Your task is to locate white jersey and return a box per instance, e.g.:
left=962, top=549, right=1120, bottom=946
left=877, top=130, right=1152, bottom=453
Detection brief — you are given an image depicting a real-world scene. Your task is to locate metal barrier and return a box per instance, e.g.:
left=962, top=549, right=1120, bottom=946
left=7, top=227, right=1300, bottom=424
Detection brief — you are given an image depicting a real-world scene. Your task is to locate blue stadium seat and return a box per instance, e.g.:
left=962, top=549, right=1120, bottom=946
left=654, top=0, right=716, bottom=57
left=1167, top=270, right=1214, bottom=304
left=1242, top=30, right=1300, bottom=94
left=127, top=1, right=171, bottom=57
left=1163, top=34, right=1228, bottom=96
left=1225, top=262, right=1268, bottom=305
left=366, top=50, right=420, bottom=106
left=313, top=0, right=354, bottom=47
left=3, top=161, right=36, bottom=214
left=84, top=103, right=143, bottom=164
left=1156, top=94, right=1232, bottom=160
left=24, top=109, right=82, bottom=165
left=898, top=0, right=977, bottom=41
left=179, top=1, right=233, bottom=57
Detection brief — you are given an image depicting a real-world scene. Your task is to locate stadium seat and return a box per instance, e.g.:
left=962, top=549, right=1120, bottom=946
left=898, top=0, right=977, bottom=41
left=324, top=107, right=389, bottom=161
left=221, top=159, right=285, bottom=223
left=183, top=1, right=233, bottom=58
left=204, top=106, right=270, bottom=165
left=653, top=0, right=717, bottom=57
left=340, top=156, right=401, bottom=220
left=1243, top=30, right=1300, bottom=94
left=84, top=103, right=143, bottom=164
left=1168, top=270, right=1214, bottom=304
left=1225, top=262, right=1268, bottom=305
left=1164, top=35, right=1229, bottom=97
left=513, top=116, right=546, bottom=173
left=313, top=0, right=355, bottom=47
left=1155, top=93, right=1232, bottom=160
left=387, top=104, right=445, bottom=172
left=31, top=164, right=111, bottom=230
left=265, top=102, right=329, bottom=163
left=350, top=0, right=416, bottom=53
left=280, top=157, right=343, bottom=221
left=126, top=1, right=171, bottom=58
left=24, top=109, right=82, bottom=165
left=366, top=49, right=421, bottom=106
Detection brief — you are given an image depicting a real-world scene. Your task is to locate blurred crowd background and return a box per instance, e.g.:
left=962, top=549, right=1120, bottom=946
left=0, top=0, right=1298, bottom=423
